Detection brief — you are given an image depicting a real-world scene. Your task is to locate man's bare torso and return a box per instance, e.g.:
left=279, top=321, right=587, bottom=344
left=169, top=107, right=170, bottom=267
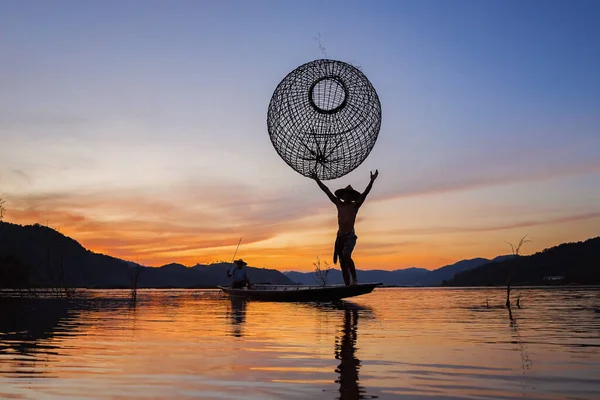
left=336, top=202, right=359, bottom=234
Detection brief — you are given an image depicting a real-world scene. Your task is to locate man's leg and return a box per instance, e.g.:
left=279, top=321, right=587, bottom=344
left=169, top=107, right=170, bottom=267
left=340, top=257, right=351, bottom=286
left=347, top=257, right=358, bottom=285
left=343, top=235, right=358, bottom=285
left=336, top=235, right=351, bottom=286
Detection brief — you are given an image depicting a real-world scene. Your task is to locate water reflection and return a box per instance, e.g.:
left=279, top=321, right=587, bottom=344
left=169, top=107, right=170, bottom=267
left=0, top=298, right=73, bottom=378
left=507, top=307, right=532, bottom=374
left=312, top=301, right=374, bottom=399
left=228, top=297, right=247, bottom=337
left=0, top=298, right=71, bottom=355
left=0, top=296, right=140, bottom=379
left=335, top=306, right=362, bottom=399
left=1, top=289, right=599, bottom=400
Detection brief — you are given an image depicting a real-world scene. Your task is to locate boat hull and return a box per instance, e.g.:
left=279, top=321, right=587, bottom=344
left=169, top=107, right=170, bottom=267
left=219, top=283, right=382, bottom=302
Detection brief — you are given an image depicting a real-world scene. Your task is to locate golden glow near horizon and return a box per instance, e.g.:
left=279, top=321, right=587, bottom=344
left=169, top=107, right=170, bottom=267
left=4, top=168, right=600, bottom=271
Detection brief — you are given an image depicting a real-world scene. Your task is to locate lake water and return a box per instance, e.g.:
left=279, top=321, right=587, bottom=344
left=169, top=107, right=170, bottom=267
left=1, top=288, right=599, bottom=399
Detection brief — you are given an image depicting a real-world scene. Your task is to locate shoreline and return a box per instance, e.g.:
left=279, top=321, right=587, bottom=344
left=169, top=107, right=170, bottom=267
left=3, top=284, right=600, bottom=291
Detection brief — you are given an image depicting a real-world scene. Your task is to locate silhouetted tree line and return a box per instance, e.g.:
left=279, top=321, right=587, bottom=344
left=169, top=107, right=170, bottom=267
left=0, top=221, right=132, bottom=290
left=442, top=236, right=600, bottom=286
left=0, top=255, right=31, bottom=289
left=0, top=221, right=292, bottom=290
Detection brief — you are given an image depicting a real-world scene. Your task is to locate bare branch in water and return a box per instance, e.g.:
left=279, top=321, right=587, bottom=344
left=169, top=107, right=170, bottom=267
left=129, top=263, right=144, bottom=302
left=504, top=235, right=531, bottom=308
left=313, top=256, right=331, bottom=287
left=506, top=234, right=531, bottom=256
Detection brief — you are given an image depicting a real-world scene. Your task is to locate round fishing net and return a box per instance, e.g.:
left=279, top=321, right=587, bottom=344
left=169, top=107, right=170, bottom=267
left=267, top=59, right=381, bottom=180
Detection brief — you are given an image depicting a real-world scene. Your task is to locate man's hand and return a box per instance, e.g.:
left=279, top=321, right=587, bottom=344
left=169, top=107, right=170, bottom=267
left=311, top=170, right=338, bottom=204
left=370, top=169, right=379, bottom=182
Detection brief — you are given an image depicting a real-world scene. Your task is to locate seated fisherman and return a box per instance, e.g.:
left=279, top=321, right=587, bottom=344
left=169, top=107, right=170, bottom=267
left=227, top=259, right=253, bottom=289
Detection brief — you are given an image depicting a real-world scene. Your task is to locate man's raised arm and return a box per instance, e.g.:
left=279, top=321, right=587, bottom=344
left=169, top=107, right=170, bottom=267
left=310, top=172, right=339, bottom=204
left=356, top=170, right=379, bottom=207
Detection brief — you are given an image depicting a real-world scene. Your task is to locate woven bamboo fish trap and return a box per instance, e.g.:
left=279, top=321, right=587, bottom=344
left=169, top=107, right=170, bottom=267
left=267, top=59, right=381, bottom=180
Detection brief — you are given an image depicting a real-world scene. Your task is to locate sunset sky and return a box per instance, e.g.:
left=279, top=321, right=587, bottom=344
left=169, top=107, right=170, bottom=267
left=1, top=1, right=599, bottom=271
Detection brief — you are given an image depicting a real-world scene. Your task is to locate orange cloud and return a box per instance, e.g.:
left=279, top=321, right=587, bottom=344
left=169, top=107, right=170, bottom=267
left=4, top=174, right=600, bottom=271
left=4, top=185, right=333, bottom=267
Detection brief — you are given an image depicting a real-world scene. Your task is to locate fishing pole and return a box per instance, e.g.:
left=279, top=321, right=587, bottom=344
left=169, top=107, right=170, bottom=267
left=222, top=237, right=242, bottom=288
left=231, top=237, right=242, bottom=263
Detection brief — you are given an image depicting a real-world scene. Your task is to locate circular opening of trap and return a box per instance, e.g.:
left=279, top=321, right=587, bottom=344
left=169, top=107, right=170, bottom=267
left=309, top=76, right=348, bottom=114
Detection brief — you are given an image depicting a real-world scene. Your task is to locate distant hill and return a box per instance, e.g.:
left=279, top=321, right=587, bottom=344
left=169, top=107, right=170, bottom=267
left=3, top=221, right=598, bottom=289
left=285, top=267, right=430, bottom=286
left=425, top=255, right=513, bottom=284
left=442, top=236, right=600, bottom=286
left=284, top=256, right=511, bottom=286
left=0, top=222, right=293, bottom=288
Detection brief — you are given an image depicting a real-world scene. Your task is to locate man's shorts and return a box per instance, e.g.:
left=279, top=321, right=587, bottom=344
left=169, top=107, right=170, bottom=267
left=334, top=231, right=358, bottom=264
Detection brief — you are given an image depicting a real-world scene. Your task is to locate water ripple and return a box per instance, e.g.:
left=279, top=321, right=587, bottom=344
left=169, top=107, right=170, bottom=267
left=1, top=287, right=599, bottom=399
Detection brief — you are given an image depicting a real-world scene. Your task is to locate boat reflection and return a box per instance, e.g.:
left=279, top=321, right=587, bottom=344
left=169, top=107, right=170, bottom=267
left=223, top=298, right=374, bottom=398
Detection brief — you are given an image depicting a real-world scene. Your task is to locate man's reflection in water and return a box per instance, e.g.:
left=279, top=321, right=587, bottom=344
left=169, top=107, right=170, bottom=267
left=334, top=305, right=366, bottom=400
left=228, top=297, right=247, bottom=338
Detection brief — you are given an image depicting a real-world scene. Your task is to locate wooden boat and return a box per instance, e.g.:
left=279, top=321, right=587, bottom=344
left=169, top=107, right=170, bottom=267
left=219, top=283, right=382, bottom=302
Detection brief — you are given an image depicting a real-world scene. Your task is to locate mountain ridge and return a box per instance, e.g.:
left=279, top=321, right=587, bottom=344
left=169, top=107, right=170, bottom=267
left=2, top=222, right=598, bottom=288
left=442, top=236, right=600, bottom=286
left=0, top=222, right=293, bottom=288
left=283, top=256, right=512, bottom=286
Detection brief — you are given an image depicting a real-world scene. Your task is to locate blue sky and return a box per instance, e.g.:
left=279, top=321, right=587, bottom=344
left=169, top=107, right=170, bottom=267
left=1, top=0, right=599, bottom=270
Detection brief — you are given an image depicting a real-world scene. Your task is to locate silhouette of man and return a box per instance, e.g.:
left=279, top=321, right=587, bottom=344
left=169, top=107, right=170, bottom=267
left=311, top=170, right=379, bottom=286
left=227, top=259, right=253, bottom=289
